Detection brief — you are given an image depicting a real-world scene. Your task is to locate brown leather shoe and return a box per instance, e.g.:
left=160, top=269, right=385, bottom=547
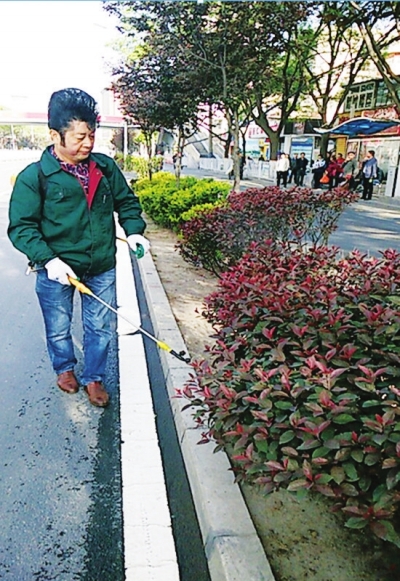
left=57, top=370, right=79, bottom=394
left=84, top=381, right=110, bottom=407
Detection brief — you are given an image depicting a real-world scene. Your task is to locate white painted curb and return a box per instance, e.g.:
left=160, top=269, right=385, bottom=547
left=137, top=251, right=276, bottom=581
left=116, top=235, right=180, bottom=581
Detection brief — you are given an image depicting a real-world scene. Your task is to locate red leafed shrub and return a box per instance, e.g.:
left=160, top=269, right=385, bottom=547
left=177, top=186, right=358, bottom=276
left=181, top=242, right=400, bottom=546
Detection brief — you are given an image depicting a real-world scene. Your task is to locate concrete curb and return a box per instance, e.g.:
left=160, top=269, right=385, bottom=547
left=137, top=252, right=276, bottom=581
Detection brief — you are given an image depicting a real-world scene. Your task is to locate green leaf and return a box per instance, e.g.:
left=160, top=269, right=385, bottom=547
left=255, top=439, right=269, bottom=454
left=359, top=475, right=372, bottom=492
left=362, top=400, right=380, bottom=408
left=345, top=517, right=368, bottom=530
left=370, top=520, right=400, bottom=548
left=387, top=295, right=400, bottom=306
left=279, top=430, right=295, bottom=444
left=321, top=427, right=336, bottom=441
left=340, top=483, right=359, bottom=497
left=358, top=334, right=373, bottom=346
left=315, top=473, right=332, bottom=484
left=343, top=462, right=359, bottom=482
left=281, top=446, right=299, bottom=457
left=287, top=478, right=309, bottom=492
left=331, top=466, right=346, bottom=484
left=351, top=449, right=364, bottom=463
left=355, top=381, right=376, bottom=392
left=324, top=439, right=341, bottom=450
left=332, top=414, right=357, bottom=424
left=312, top=446, right=331, bottom=458
left=275, top=401, right=293, bottom=410
left=372, top=483, right=388, bottom=503
left=335, top=448, right=351, bottom=462
left=297, top=439, right=320, bottom=450
left=372, top=433, right=388, bottom=446
left=386, top=467, right=400, bottom=491
left=365, top=453, right=380, bottom=466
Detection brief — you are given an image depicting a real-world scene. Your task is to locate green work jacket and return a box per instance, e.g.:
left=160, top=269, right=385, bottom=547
left=8, top=147, right=146, bottom=278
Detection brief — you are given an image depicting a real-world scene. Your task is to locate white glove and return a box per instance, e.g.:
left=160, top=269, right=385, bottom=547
left=45, top=257, right=77, bottom=285
left=127, top=234, right=151, bottom=258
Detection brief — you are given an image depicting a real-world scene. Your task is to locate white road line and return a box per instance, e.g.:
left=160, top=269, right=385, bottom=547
left=116, top=231, right=180, bottom=581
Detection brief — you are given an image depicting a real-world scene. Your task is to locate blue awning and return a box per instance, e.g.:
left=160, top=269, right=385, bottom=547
left=315, top=117, right=400, bottom=137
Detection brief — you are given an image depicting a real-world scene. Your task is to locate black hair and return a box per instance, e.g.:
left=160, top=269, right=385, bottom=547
left=48, top=88, right=99, bottom=141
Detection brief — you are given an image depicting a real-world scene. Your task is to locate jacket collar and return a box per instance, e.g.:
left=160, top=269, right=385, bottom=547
left=40, top=146, right=107, bottom=176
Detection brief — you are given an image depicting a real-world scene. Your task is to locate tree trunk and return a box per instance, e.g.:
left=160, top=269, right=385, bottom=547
left=224, top=131, right=232, bottom=158
left=319, top=132, right=331, bottom=159
left=208, top=104, right=213, bottom=156
left=267, top=132, right=280, bottom=161
left=145, top=132, right=153, bottom=180
left=230, top=109, right=241, bottom=193
left=174, top=128, right=185, bottom=189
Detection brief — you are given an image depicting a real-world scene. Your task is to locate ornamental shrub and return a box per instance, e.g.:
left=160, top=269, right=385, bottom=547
left=181, top=242, right=400, bottom=546
left=177, top=186, right=358, bottom=276
left=114, top=153, right=163, bottom=177
left=137, top=173, right=230, bottom=230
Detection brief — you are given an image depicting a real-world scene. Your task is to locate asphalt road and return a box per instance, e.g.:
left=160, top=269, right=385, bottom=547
left=0, top=155, right=122, bottom=580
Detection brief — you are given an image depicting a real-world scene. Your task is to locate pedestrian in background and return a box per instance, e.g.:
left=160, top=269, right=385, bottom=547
left=340, top=151, right=358, bottom=190
left=361, top=150, right=378, bottom=200
left=276, top=153, right=290, bottom=187
left=311, top=154, right=326, bottom=188
left=288, top=153, right=298, bottom=184
left=8, top=88, right=150, bottom=408
left=326, top=154, right=342, bottom=190
left=295, top=152, right=308, bottom=186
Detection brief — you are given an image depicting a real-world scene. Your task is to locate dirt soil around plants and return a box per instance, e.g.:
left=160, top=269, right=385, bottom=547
left=144, top=215, right=400, bottom=581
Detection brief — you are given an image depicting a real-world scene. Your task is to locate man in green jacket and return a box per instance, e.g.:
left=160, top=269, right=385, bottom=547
left=8, top=88, right=150, bottom=408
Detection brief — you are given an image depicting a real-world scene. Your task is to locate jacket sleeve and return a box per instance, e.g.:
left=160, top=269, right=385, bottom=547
left=7, top=164, right=57, bottom=265
left=104, top=159, right=146, bottom=236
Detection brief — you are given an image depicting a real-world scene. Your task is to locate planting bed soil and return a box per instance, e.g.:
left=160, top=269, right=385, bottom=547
left=144, top=216, right=400, bottom=581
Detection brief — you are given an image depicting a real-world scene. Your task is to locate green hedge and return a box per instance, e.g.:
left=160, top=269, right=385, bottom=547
left=115, top=153, right=164, bottom=177
left=136, top=172, right=231, bottom=230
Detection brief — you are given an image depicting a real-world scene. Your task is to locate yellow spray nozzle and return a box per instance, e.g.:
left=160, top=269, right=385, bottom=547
left=68, top=276, right=93, bottom=295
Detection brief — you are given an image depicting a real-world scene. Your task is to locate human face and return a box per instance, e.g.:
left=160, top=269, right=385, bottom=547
left=50, top=120, right=95, bottom=164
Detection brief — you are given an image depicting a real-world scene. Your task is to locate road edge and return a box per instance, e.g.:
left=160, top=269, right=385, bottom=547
left=137, top=251, right=276, bottom=581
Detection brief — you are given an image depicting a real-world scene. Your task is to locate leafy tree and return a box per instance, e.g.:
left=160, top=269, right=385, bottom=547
left=248, top=23, right=316, bottom=161
left=345, top=1, right=400, bottom=109
left=106, top=1, right=310, bottom=190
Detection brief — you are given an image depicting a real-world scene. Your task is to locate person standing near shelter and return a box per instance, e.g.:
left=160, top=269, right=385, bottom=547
left=276, top=153, right=290, bottom=187
left=8, top=88, right=150, bottom=408
left=311, top=154, right=326, bottom=188
left=340, top=151, right=358, bottom=190
left=326, top=154, right=342, bottom=190
left=361, top=150, right=378, bottom=200
left=295, top=152, right=308, bottom=186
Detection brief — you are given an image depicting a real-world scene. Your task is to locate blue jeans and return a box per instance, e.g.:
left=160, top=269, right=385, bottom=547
left=35, top=268, right=116, bottom=385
